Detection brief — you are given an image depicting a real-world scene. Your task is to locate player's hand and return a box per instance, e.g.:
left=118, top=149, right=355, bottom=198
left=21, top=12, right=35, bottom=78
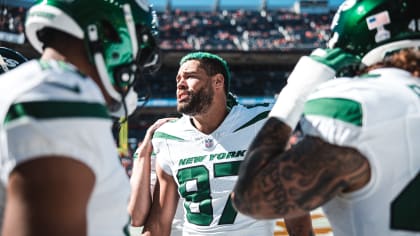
left=135, top=118, right=177, bottom=159
left=309, top=48, right=361, bottom=76
left=144, top=118, right=176, bottom=141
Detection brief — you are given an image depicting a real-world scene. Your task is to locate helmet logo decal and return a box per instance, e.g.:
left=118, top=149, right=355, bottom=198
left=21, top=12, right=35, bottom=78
left=367, top=11, right=391, bottom=30
left=135, top=0, right=149, bottom=12
left=366, top=11, right=391, bottom=43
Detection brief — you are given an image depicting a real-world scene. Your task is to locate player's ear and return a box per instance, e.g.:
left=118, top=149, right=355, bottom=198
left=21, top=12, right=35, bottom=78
left=213, top=73, right=225, bottom=90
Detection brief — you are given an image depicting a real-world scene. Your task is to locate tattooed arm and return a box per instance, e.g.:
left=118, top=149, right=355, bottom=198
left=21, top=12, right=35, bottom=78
left=284, top=214, right=315, bottom=236
left=232, top=117, right=370, bottom=219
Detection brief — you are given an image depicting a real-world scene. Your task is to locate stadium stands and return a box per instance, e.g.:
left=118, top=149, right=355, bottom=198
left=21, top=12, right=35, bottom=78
left=0, top=4, right=334, bottom=50
left=158, top=9, right=333, bottom=51
left=0, top=5, right=25, bottom=44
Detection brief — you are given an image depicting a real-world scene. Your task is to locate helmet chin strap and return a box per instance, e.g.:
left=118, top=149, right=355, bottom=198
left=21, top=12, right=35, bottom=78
left=362, top=40, right=420, bottom=66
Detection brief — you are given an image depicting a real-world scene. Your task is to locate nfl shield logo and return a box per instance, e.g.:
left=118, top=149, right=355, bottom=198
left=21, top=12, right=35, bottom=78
left=204, top=138, right=214, bottom=149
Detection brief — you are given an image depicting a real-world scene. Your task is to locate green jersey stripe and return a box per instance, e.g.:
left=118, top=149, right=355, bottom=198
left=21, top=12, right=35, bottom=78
left=214, top=161, right=242, bottom=177
left=304, top=98, right=363, bottom=126
left=233, top=110, right=269, bottom=133
left=4, top=101, right=109, bottom=124
left=153, top=131, right=185, bottom=141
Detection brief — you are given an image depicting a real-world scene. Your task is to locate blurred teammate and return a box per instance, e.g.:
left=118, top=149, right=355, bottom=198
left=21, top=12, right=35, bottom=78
left=0, top=46, right=28, bottom=231
left=128, top=51, right=314, bottom=236
left=0, top=0, right=159, bottom=235
left=232, top=0, right=420, bottom=235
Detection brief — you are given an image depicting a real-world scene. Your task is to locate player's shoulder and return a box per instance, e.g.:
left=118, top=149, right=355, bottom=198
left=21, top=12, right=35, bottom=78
left=233, top=103, right=273, bottom=120
left=152, top=116, right=189, bottom=141
left=4, top=60, right=109, bottom=124
left=18, top=60, right=103, bottom=102
left=0, top=59, right=38, bottom=80
left=304, top=68, right=420, bottom=130
left=227, top=104, right=272, bottom=132
left=312, top=68, right=418, bottom=99
left=234, top=103, right=272, bottom=116
left=2, top=59, right=79, bottom=78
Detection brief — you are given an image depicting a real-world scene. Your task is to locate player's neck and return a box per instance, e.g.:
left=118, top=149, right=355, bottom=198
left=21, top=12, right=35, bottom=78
left=41, top=47, right=66, bottom=61
left=191, top=103, right=228, bottom=135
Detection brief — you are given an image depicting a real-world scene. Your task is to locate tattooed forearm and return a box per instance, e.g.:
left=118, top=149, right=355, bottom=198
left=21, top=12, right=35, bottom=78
left=233, top=132, right=370, bottom=219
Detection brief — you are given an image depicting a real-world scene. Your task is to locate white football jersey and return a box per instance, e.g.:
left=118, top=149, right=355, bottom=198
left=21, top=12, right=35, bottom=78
left=153, top=104, right=275, bottom=236
left=0, top=60, right=130, bottom=236
left=301, top=68, right=420, bottom=236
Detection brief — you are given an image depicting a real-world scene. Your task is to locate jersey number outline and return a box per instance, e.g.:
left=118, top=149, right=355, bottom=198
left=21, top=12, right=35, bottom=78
left=391, top=171, right=420, bottom=231
left=392, top=85, right=420, bottom=231
left=176, top=161, right=241, bottom=226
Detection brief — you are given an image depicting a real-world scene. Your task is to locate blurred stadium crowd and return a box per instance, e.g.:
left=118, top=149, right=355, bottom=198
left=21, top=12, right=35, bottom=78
left=0, top=6, right=25, bottom=35
left=159, top=9, right=333, bottom=51
left=0, top=5, right=334, bottom=50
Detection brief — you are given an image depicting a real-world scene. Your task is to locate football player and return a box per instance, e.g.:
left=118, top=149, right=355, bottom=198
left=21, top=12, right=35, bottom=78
left=0, top=0, right=160, bottom=235
left=129, top=52, right=314, bottom=236
left=232, top=0, right=420, bottom=235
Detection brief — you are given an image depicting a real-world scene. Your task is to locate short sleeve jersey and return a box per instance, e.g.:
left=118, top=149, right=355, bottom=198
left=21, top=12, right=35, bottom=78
left=301, top=68, right=420, bottom=236
left=0, top=60, right=130, bottom=236
left=152, top=104, right=275, bottom=236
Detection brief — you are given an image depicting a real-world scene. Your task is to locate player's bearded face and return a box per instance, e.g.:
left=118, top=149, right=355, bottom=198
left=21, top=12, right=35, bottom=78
left=177, top=79, right=214, bottom=116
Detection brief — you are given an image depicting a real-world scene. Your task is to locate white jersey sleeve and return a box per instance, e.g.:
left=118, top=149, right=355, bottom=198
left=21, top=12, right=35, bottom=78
left=300, top=68, right=420, bottom=236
